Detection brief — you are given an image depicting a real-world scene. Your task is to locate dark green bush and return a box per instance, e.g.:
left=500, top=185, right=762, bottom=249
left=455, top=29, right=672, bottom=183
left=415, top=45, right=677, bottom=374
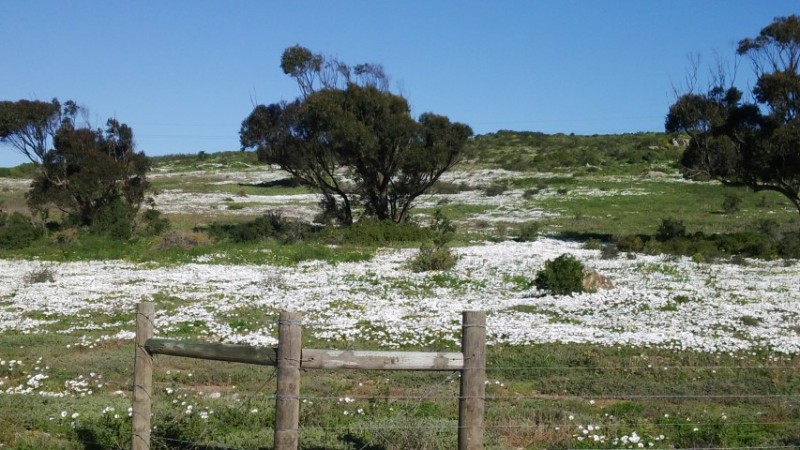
left=140, top=208, right=170, bottom=236
left=656, top=218, right=686, bottom=242
left=88, top=198, right=136, bottom=240
left=534, top=253, right=585, bottom=296
left=335, top=219, right=432, bottom=246
left=0, top=212, right=44, bottom=250
left=616, top=235, right=645, bottom=252
left=207, top=212, right=308, bottom=244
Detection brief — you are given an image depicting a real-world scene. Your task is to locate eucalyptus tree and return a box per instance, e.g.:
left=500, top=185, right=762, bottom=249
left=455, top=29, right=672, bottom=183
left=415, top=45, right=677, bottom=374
left=241, top=46, right=472, bottom=224
left=666, top=15, right=800, bottom=214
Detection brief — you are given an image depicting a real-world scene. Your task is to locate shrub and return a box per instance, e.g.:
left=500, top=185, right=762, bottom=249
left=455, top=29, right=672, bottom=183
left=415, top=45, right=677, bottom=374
left=483, top=183, right=508, bottom=197
left=141, top=208, right=170, bottom=236
left=534, top=253, right=584, bottom=295
left=600, top=243, right=620, bottom=259
left=616, top=235, right=644, bottom=252
left=515, top=221, right=540, bottom=242
left=722, top=192, right=742, bottom=214
left=656, top=218, right=686, bottom=242
left=207, top=212, right=305, bottom=243
left=24, top=266, right=56, bottom=284
left=335, top=219, right=432, bottom=246
left=409, top=245, right=459, bottom=272
left=0, top=212, right=44, bottom=250
left=89, top=197, right=136, bottom=240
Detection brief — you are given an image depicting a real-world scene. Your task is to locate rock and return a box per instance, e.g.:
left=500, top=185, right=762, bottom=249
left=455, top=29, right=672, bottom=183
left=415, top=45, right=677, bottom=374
left=583, top=269, right=614, bottom=291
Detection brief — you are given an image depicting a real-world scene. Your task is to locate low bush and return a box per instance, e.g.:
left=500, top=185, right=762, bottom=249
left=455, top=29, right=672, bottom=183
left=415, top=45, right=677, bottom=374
left=515, top=221, right=540, bottom=242
left=409, top=245, right=459, bottom=272
left=534, top=253, right=585, bottom=296
left=722, top=192, right=742, bottom=214
left=656, top=217, right=686, bottom=242
left=334, top=219, right=432, bottom=246
left=140, top=208, right=170, bottom=236
left=207, top=212, right=309, bottom=244
left=0, top=212, right=44, bottom=250
left=159, top=231, right=211, bottom=250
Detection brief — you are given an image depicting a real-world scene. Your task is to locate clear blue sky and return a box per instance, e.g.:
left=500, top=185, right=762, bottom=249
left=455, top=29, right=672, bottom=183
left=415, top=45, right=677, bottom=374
left=1, top=1, right=796, bottom=167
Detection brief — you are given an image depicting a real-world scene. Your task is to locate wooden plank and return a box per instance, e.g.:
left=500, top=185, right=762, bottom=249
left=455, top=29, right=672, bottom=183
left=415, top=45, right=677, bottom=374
left=132, top=302, right=154, bottom=450
left=458, top=311, right=486, bottom=450
left=301, top=349, right=464, bottom=371
left=145, top=338, right=278, bottom=366
left=274, top=311, right=301, bottom=450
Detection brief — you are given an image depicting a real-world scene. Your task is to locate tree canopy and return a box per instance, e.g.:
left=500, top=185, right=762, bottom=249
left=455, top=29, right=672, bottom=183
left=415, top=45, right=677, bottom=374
left=666, top=15, right=800, bottom=214
left=241, top=46, right=472, bottom=224
left=0, top=99, right=150, bottom=234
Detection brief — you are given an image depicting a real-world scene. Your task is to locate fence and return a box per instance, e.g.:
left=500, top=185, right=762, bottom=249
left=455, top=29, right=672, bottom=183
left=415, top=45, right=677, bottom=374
left=132, top=302, right=486, bottom=450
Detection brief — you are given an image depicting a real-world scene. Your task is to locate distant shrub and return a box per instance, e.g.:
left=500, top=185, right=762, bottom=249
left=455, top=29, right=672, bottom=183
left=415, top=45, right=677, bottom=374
left=141, top=208, right=170, bottom=236
left=583, top=238, right=602, bottom=250
left=409, top=245, right=459, bottom=272
left=335, top=219, right=432, bottom=246
left=656, top=218, right=686, bottom=242
left=207, top=212, right=307, bottom=244
left=0, top=212, right=44, bottom=250
left=409, top=210, right=459, bottom=272
left=483, top=183, right=508, bottom=197
left=515, top=221, right=540, bottom=242
left=24, top=266, right=56, bottom=284
left=534, top=253, right=585, bottom=296
left=721, top=193, right=742, bottom=214
left=159, top=231, right=211, bottom=250
left=600, top=243, right=620, bottom=259
left=89, top=198, right=136, bottom=240
left=429, top=180, right=463, bottom=195
left=616, top=235, right=644, bottom=253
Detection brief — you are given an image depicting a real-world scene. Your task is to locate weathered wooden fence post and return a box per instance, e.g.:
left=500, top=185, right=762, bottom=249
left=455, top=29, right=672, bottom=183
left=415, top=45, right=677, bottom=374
left=132, top=302, right=155, bottom=450
left=458, top=310, right=486, bottom=450
left=274, top=311, right=302, bottom=450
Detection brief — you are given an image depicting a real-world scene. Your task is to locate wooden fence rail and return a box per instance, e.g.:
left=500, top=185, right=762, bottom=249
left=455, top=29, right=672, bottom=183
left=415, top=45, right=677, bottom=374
left=132, top=302, right=486, bottom=450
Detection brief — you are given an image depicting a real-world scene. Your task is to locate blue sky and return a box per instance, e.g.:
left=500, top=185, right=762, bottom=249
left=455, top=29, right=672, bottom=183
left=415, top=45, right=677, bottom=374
left=0, top=1, right=796, bottom=167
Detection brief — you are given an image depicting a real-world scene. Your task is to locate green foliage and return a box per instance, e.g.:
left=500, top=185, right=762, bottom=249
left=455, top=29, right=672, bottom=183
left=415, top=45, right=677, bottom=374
left=722, top=192, right=743, bottom=214
left=409, top=210, right=459, bottom=272
left=0, top=212, right=43, bottom=249
left=515, top=221, right=540, bottom=242
left=140, top=208, right=170, bottom=236
left=656, top=217, right=686, bottom=241
left=241, top=46, right=472, bottom=224
left=468, top=131, right=679, bottom=173
left=534, top=253, right=585, bottom=296
left=207, top=212, right=310, bottom=244
left=332, top=219, right=432, bottom=246
left=409, top=245, right=459, bottom=272
left=87, top=197, right=136, bottom=240
left=667, top=15, right=800, bottom=215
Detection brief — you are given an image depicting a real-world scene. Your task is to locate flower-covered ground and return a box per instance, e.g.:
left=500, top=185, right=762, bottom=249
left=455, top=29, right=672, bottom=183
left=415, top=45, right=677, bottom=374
left=1, top=239, right=797, bottom=354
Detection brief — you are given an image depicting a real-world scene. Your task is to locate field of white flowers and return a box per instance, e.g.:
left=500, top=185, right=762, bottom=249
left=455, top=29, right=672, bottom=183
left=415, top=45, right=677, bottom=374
left=1, top=237, right=797, bottom=354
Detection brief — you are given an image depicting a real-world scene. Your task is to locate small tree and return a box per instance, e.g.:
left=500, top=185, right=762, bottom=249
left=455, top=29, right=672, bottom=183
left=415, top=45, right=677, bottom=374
left=666, top=15, right=800, bottom=215
left=1, top=99, right=150, bottom=234
left=241, top=46, right=472, bottom=224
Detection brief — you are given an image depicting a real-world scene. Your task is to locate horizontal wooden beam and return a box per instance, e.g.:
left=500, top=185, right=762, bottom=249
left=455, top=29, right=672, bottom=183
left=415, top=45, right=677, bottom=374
left=145, top=338, right=463, bottom=371
left=146, top=338, right=278, bottom=366
left=302, top=349, right=464, bottom=371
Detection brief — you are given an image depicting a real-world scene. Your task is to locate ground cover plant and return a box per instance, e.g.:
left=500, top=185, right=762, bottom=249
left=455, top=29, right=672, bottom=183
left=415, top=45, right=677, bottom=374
left=0, top=132, right=798, bottom=449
